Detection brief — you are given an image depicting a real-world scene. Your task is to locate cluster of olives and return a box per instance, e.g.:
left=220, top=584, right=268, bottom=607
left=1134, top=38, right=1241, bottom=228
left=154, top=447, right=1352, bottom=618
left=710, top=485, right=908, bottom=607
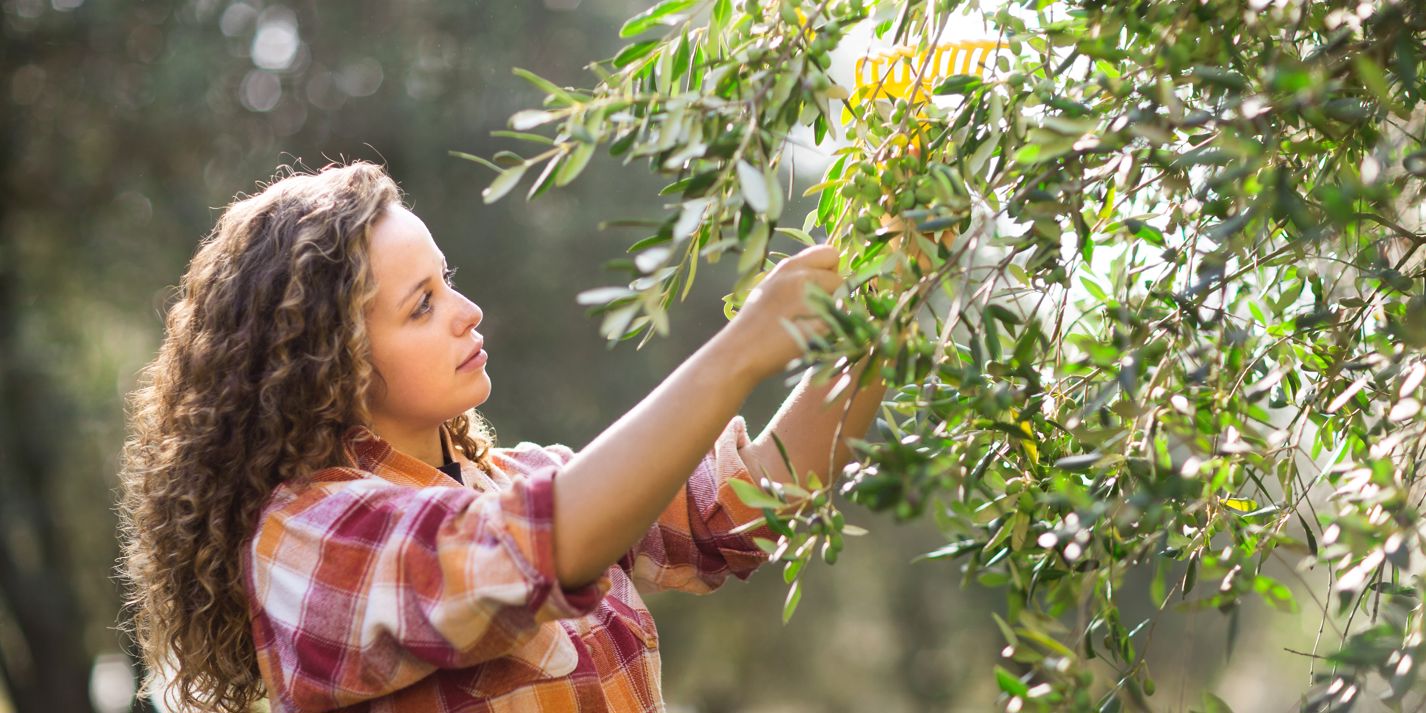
left=765, top=495, right=849, bottom=567
left=794, top=2, right=859, bottom=70
left=806, top=499, right=847, bottom=565
left=840, top=153, right=934, bottom=224
left=750, top=0, right=865, bottom=32
left=841, top=153, right=962, bottom=244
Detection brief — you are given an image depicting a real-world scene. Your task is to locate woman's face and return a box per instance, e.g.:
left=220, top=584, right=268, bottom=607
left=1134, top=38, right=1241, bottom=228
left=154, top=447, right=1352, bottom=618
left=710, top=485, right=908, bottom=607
left=362, top=204, right=490, bottom=432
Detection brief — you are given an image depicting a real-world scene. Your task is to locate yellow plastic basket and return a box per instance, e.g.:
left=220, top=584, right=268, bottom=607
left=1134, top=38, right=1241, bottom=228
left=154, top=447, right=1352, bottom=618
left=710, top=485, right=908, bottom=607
left=846, top=40, right=1001, bottom=120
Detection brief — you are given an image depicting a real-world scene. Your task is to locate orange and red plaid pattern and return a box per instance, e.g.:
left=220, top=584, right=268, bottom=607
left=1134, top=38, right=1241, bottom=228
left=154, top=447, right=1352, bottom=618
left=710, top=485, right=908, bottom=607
left=244, top=416, right=775, bottom=712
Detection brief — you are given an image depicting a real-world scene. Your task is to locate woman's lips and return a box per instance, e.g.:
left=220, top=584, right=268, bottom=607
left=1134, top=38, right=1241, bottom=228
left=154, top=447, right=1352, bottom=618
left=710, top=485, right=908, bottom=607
left=457, top=348, right=488, bottom=371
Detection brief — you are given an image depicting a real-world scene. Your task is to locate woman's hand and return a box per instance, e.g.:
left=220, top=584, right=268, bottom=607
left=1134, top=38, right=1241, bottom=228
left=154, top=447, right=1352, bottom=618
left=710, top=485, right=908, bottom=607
left=724, top=244, right=847, bottom=381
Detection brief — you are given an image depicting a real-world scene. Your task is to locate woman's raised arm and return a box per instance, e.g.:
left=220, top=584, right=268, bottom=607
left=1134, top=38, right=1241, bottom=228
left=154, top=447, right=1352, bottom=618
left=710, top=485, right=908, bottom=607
left=740, top=358, right=887, bottom=489
left=551, top=245, right=843, bottom=588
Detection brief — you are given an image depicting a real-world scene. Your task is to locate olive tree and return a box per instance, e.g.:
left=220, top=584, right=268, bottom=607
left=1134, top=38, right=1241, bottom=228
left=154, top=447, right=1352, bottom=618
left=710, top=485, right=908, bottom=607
left=470, top=0, right=1426, bottom=709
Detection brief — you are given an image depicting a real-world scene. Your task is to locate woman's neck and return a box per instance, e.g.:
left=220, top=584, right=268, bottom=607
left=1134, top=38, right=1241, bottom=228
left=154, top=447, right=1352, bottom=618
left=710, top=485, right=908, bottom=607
left=370, top=419, right=445, bottom=467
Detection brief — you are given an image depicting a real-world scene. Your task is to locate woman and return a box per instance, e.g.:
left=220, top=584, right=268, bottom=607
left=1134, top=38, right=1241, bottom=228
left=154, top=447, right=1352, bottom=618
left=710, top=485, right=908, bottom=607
left=118, top=161, right=885, bottom=712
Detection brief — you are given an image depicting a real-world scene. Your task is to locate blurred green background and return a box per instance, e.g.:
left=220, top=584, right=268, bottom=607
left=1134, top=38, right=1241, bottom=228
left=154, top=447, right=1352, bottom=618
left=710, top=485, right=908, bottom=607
left=0, top=1, right=1332, bottom=711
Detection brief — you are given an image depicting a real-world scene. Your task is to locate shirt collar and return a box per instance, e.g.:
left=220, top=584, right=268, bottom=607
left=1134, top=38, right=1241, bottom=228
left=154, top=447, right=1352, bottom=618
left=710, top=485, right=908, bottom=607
left=340, top=423, right=467, bottom=488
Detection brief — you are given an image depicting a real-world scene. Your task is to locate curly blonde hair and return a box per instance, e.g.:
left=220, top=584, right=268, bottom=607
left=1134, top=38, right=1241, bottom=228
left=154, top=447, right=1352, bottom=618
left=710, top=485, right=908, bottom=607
left=117, top=161, right=494, bottom=712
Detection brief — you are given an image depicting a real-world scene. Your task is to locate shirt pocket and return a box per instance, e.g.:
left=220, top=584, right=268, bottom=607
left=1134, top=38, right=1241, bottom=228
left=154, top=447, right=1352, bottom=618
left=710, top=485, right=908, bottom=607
left=463, top=620, right=579, bottom=698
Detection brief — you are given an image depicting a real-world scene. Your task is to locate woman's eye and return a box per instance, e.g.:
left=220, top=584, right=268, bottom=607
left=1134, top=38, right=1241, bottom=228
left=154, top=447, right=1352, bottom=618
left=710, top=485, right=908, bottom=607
left=413, top=293, right=433, bottom=318
left=412, top=268, right=458, bottom=319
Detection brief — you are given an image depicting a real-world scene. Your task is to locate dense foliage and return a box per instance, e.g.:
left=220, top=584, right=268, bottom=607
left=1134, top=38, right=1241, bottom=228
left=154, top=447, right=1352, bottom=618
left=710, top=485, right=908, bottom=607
left=481, top=0, right=1426, bottom=709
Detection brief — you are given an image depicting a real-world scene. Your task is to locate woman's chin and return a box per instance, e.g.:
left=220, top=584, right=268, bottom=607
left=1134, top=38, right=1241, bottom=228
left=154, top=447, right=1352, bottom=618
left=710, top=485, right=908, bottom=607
left=467, top=377, right=492, bottom=408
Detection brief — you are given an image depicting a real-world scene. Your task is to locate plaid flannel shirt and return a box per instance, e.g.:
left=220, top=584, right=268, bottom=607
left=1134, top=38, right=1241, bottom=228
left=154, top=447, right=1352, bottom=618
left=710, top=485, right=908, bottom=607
left=244, top=416, right=775, bottom=712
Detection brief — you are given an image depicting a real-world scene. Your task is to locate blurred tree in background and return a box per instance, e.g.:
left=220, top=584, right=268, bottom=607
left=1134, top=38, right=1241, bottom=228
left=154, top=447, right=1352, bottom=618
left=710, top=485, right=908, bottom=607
left=484, top=0, right=1426, bottom=709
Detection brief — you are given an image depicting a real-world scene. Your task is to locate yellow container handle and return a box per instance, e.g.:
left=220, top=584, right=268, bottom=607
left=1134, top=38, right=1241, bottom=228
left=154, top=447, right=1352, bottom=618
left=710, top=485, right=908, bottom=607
left=843, top=40, right=1001, bottom=124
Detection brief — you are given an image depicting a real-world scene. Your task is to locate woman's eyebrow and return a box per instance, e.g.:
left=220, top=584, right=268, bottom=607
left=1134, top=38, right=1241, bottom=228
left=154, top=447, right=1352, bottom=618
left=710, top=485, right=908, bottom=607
left=397, top=258, right=449, bottom=311
left=399, top=278, right=431, bottom=310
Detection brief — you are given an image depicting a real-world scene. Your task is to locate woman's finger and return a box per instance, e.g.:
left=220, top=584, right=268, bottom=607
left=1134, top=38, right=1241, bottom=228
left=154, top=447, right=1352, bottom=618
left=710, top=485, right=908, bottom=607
left=787, top=244, right=839, bottom=270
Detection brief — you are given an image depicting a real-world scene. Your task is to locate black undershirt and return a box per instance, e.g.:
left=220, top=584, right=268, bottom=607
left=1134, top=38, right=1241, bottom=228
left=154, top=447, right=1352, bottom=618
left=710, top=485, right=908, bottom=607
left=437, top=438, right=463, bottom=484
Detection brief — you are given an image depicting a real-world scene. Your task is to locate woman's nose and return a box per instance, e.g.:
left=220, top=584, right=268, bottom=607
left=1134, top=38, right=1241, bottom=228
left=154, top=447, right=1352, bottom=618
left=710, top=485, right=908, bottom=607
left=455, top=293, right=482, bottom=334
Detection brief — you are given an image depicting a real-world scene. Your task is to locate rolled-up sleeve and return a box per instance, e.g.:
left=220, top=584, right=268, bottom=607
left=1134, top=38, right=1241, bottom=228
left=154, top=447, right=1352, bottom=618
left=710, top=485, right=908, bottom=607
left=618, top=416, right=777, bottom=595
left=245, top=468, right=610, bottom=711
left=497, top=418, right=776, bottom=596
